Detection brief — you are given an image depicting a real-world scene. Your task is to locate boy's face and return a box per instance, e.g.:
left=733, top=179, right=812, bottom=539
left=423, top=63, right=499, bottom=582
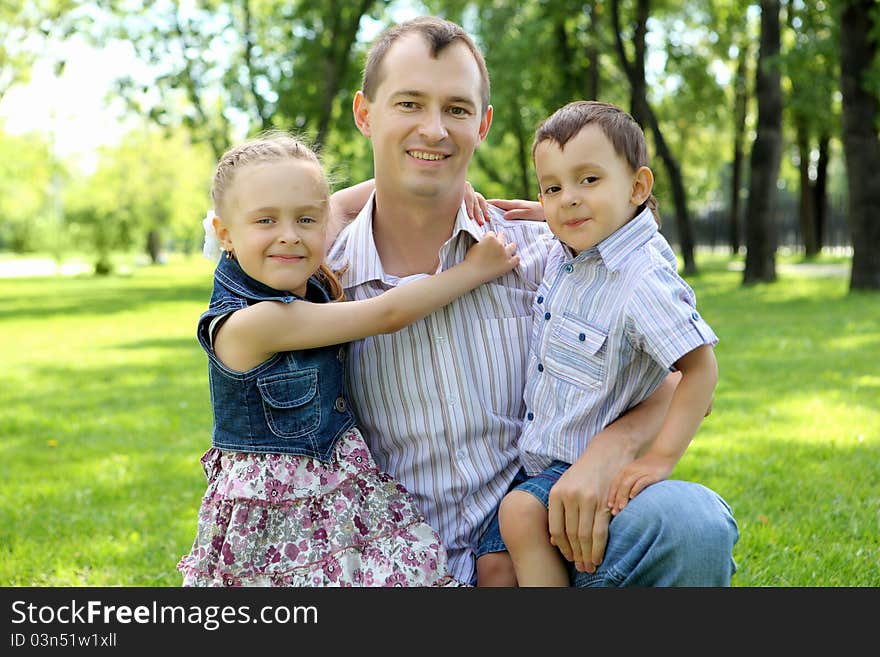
left=534, top=124, right=650, bottom=255
left=353, top=33, right=492, bottom=204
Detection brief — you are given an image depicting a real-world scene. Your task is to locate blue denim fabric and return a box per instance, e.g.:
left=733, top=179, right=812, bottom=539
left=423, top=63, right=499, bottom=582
left=480, top=466, right=739, bottom=587
left=197, top=256, right=354, bottom=459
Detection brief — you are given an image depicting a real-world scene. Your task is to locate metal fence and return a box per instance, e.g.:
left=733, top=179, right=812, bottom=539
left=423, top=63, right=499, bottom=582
left=660, top=195, right=853, bottom=255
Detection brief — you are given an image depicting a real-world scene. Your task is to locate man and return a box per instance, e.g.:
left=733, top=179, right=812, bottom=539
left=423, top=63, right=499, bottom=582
left=328, top=15, right=738, bottom=586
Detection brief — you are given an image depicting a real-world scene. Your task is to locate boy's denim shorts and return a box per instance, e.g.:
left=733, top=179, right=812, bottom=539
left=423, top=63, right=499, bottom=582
left=476, top=460, right=570, bottom=557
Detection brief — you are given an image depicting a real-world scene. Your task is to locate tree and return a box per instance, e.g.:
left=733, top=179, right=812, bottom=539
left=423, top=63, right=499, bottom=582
left=743, top=0, right=782, bottom=285
left=612, top=0, right=698, bottom=274
left=783, top=1, right=837, bottom=257
left=0, top=127, right=58, bottom=253
left=839, top=0, right=880, bottom=291
left=64, top=126, right=214, bottom=274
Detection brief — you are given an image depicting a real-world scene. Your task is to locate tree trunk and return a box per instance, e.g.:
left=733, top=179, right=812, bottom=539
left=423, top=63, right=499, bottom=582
left=315, top=0, right=375, bottom=149
left=743, top=0, right=782, bottom=285
left=584, top=0, right=600, bottom=100
left=146, top=229, right=162, bottom=264
left=839, top=0, right=880, bottom=291
left=730, top=46, right=748, bottom=255
left=611, top=0, right=697, bottom=274
left=813, top=132, right=830, bottom=251
left=795, top=119, right=819, bottom=257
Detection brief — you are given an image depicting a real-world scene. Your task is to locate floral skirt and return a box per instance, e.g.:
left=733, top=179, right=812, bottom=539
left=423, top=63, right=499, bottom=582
left=177, top=428, right=462, bottom=587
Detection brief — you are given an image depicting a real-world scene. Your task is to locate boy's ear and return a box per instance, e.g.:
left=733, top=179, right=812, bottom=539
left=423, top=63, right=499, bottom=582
left=353, top=90, right=371, bottom=137
left=631, top=166, right=654, bottom=206
left=538, top=194, right=544, bottom=207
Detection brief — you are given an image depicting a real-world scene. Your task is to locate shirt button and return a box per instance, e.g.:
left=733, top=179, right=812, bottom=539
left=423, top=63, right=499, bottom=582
left=544, top=312, right=551, bottom=320
left=337, top=347, right=346, bottom=362
left=455, top=448, right=466, bottom=459
left=579, top=333, right=586, bottom=341
left=692, top=311, right=700, bottom=321
left=537, top=363, right=544, bottom=372
left=564, top=264, right=574, bottom=273
left=526, top=412, right=534, bottom=421
left=447, top=397, right=457, bottom=406
left=334, top=397, right=347, bottom=413
left=537, top=296, right=544, bottom=304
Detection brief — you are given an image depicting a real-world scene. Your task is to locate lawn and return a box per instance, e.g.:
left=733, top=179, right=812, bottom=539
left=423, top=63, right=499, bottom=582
left=1, top=253, right=877, bottom=586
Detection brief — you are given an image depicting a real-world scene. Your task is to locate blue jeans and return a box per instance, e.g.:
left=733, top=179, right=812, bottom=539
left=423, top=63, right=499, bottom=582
left=481, top=468, right=739, bottom=587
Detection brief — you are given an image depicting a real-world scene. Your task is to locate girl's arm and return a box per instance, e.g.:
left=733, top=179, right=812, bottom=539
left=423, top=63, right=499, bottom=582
left=214, top=232, right=519, bottom=371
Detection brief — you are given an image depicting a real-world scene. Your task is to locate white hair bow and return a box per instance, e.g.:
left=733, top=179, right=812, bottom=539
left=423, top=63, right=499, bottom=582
left=202, top=209, right=222, bottom=262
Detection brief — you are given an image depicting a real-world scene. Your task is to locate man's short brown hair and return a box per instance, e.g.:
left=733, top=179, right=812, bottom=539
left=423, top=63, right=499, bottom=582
left=361, top=15, right=490, bottom=115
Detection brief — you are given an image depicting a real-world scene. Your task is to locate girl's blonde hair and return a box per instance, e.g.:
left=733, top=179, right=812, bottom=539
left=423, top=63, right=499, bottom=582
left=211, top=131, right=345, bottom=301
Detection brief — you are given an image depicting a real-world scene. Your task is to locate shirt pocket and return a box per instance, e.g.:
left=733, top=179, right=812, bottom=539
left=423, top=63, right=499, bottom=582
left=257, top=369, right=321, bottom=439
left=544, top=313, right=608, bottom=390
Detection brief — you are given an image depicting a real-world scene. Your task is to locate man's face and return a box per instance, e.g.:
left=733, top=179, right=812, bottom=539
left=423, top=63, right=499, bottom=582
left=354, top=33, right=492, bottom=202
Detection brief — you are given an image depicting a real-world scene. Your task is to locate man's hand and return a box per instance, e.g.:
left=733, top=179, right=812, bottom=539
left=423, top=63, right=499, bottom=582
left=464, top=182, right=491, bottom=226
left=486, top=198, right=545, bottom=221
left=547, top=456, right=615, bottom=573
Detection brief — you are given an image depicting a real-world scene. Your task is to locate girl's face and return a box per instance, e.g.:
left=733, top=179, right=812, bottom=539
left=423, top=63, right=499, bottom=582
left=214, top=159, right=329, bottom=296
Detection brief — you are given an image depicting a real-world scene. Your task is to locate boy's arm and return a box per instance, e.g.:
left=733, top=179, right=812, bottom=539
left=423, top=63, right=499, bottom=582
left=546, top=373, right=679, bottom=573
left=607, top=344, right=718, bottom=514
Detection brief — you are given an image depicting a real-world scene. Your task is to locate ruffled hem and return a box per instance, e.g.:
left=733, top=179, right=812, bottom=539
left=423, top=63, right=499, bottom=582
left=177, top=428, right=463, bottom=587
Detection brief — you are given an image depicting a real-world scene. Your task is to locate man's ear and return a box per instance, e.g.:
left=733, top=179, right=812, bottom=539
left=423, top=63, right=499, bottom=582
left=477, top=104, right=493, bottom=144
left=353, top=90, right=371, bottom=137
left=631, top=166, right=654, bottom=206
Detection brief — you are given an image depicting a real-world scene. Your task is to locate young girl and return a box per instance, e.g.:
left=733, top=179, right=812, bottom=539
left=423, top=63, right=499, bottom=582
left=176, top=132, right=519, bottom=587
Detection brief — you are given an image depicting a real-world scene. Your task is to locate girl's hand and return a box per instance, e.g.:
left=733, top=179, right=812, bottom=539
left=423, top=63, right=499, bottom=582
left=464, top=231, right=520, bottom=281
left=486, top=198, right=546, bottom=222
left=464, top=181, right=491, bottom=226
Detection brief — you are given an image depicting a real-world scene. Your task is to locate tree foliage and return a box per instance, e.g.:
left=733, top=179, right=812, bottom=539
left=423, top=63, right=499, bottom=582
left=2, top=0, right=879, bottom=291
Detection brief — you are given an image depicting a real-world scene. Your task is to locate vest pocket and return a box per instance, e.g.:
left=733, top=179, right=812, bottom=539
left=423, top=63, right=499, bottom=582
left=258, top=369, right=321, bottom=439
left=544, top=313, right=608, bottom=390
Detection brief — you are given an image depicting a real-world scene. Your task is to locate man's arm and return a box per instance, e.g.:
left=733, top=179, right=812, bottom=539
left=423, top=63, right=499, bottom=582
left=546, top=371, right=679, bottom=573
left=326, top=179, right=376, bottom=252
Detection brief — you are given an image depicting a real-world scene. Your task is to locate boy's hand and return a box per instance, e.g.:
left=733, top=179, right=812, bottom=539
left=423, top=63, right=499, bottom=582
left=464, top=231, right=519, bottom=280
left=606, top=453, right=676, bottom=516
left=486, top=198, right=546, bottom=222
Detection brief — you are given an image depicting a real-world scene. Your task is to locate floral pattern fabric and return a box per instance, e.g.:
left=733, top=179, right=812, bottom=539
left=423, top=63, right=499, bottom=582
left=177, top=428, right=463, bottom=587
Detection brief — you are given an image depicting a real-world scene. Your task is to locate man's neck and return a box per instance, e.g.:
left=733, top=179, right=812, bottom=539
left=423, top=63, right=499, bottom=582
left=371, top=187, right=464, bottom=277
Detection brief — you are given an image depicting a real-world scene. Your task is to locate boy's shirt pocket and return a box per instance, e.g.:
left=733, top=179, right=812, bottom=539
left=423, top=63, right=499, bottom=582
left=543, top=313, right=609, bottom=390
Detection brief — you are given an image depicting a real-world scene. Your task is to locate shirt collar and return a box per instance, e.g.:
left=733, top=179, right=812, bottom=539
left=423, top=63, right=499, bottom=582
left=215, top=253, right=330, bottom=303
left=565, top=207, right=658, bottom=271
left=336, top=191, right=483, bottom=287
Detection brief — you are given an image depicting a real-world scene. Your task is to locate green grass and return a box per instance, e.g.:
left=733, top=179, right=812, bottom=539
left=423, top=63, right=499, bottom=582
left=1, top=253, right=878, bottom=586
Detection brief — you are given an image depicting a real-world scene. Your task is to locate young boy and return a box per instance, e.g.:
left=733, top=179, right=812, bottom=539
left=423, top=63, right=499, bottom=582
left=495, top=100, right=719, bottom=586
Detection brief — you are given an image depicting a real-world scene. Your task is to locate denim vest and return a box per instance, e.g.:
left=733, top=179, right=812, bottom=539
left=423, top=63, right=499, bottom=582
left=197, top=256, right=355, bottom=460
